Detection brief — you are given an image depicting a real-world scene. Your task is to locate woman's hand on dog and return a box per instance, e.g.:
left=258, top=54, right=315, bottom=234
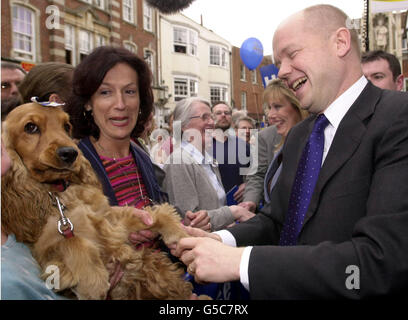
left=183, top=210, right=211, bottom=231
left=128, top=208, right=160, bottom=250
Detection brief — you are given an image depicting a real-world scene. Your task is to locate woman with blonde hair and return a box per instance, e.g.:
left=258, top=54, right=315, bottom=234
left=241, top=79, right=309, bottom=210
left=262, top=79, right=309, bottom=203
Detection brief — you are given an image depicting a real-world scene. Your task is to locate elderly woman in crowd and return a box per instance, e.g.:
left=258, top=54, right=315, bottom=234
left=163, top=97, right=255, bottom=231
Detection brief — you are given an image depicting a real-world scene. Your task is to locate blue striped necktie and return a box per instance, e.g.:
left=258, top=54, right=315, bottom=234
left=279, top=114, right=330, bottom=246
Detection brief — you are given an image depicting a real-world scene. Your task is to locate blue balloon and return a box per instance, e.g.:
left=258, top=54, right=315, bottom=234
left=240, top=37, right=264, bottom=70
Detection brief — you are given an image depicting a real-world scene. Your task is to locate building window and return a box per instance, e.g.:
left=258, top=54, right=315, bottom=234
left=210, top=46, right=220, bottom=65
left=251, top=70, right=257, bottom=84
left=83, top=0, right=92, bottom=4
left=95, top=0, right=104, bottom=9
left=124, top=41, right=137, bottom=53
left=209, top=45, right=228, bottom=67
left=174, top=77, right=198, bottom=101
left=174, top=78, right=188, bottom=101
left=79, top=30, right=93, bottom=61
left=65, top=24, right=76, bottom=65
left=144, top=50, right=155, bottom=81
left=12, top=5, right=35, bottom=61
left=123, top=0, right=135, bottom=23
left=190, top=79, right=198, bottom=97
left=240, top=64, right=246, bottom=81
left=210, top=86, right=228, bottom=105
left=173, top=26, right=197, bottom=56
left=143, top=1, right=153, bottom=32
left=96, top=34, right=107, bottom=47
left=189, top=30, right=198, bottom=56
left=241, top=92, right=247, bottom=110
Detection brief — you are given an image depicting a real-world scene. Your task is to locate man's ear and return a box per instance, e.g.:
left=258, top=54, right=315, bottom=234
left=334, top=27, right=352, bottom=58
left=396, top=74, right=404, bottom=91
left=49, top=93, right=63, bottom=103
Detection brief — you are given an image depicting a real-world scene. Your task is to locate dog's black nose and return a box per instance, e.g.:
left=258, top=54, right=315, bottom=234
left=57, top=147, right=78, bottom=165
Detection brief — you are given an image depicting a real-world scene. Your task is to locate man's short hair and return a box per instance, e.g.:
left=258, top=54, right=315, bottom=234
left=236, top=115, right=256, bottom=128
left=211, top=101, right=232, bottom=112
left=361, top=50, right=402, bottom=81
left=1, top=61, right=27, bottom=75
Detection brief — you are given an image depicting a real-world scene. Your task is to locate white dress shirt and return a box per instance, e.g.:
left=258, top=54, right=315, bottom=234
left=215, top=76, right=368, bottom=291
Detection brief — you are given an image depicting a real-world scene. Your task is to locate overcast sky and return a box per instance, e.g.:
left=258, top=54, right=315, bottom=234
left=181, top=0, right=365, bottom=55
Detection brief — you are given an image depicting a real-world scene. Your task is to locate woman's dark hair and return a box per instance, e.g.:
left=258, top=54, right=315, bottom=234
left=65, top=46, right=153, bottom=139
left=18, top=62, right=74, bottom=103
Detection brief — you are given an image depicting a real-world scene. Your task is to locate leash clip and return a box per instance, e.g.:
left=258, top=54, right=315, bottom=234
left=49, top=192, right=74, bottom=238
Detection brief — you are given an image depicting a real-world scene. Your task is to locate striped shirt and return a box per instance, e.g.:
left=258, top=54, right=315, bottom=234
left=100, top=154, right=151, bottom=209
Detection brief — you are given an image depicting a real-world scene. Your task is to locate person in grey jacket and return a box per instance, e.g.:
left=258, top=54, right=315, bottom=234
left=163, top=97, right=255, bottom=231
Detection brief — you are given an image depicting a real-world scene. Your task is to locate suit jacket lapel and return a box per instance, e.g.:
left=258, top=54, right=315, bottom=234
left=302, top=82, right=381, bottom=228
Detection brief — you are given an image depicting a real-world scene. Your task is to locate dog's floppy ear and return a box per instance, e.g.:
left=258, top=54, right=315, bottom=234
left=1, top=122, right=26, bottom=177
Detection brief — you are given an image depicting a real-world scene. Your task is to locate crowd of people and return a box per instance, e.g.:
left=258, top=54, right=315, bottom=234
left=1, top=3, right=408, bottom=300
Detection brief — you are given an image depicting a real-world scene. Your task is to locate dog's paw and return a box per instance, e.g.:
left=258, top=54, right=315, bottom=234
left=74, top=279, right=110, bottom=300
left=72, top=266, right=111, bottom=300
left=161, top=228, right=188, bottom=247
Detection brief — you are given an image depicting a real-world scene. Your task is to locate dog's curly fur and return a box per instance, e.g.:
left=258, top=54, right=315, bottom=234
left=1, top=103, right=206, bottom=300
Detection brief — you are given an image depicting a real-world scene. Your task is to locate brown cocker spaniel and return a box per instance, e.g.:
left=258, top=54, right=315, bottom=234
left=1, top=102, right=205, bottom=300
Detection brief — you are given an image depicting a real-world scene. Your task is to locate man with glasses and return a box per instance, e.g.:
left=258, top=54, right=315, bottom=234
left=211, top=101, right=251, bottom=204
left=1, top=62, right=26, bottom=120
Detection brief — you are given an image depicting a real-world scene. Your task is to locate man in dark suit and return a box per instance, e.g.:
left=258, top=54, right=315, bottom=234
left=174, top=4, right=408, bottom=298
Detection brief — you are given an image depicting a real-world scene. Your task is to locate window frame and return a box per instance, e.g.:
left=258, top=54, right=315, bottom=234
left=210, top=85, right=228, bottom=105
left=143, top=1, right=153, bottom=32
left=96, top=34, right=107, bottom=47
left=209, top=44, right=228, bottom=68
left=79, top=29, right=93, bottom=61
left=64, top=24, right=76, bottom=65
left=173, top=76, right=199, bottom=101
left=12, top=4, right=36, bottom=61
left=240, top=64, right=246, bottom=81
left=241, top=91, right=247, bottom=110
left=144, top=49, right=155, bottom=82
left=95, top=0, right=105, bottom=10
left=251, top=69, right=257, bottom=84
left=123, top=0, right=135, bottom=24
left=173, top=26, right=198, bottom=56
left=123, top=41, right=137, bottom=54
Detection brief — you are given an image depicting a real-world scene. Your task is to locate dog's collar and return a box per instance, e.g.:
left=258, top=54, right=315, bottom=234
left=49, top=180, right=70, bottom=192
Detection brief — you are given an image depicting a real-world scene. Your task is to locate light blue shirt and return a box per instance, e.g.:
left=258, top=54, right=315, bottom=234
left=1, top=234, right=68, bottom=300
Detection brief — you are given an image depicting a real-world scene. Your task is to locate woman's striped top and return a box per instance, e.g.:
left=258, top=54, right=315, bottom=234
left=100, top=154, right=151, bottom=209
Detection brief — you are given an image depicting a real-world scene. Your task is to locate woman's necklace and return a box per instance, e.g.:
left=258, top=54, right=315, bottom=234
left=95, top=139, right=124, bottom=161
left=94, top=139, right=156, bottom=208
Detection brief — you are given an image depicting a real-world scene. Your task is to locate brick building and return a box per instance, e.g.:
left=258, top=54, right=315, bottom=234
left=1, top=0, right=158, bottom=80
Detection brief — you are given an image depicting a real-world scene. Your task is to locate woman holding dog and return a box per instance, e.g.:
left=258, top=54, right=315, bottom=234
left=66, top=46, right=209, bottom=247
